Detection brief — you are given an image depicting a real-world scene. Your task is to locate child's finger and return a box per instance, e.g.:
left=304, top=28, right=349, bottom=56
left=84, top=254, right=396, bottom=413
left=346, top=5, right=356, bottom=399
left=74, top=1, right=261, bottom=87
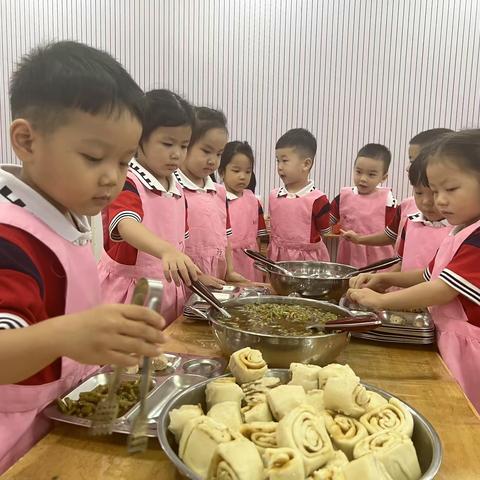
left=109, top=334, right=164, bottom=357
left=178, top=264, right=192, bottom=286
left=119, top=304, right=166, bottom=330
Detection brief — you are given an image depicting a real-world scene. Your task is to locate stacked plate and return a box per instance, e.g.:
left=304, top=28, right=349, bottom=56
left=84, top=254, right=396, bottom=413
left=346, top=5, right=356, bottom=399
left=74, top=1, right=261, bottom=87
left=183, top=285, right=271, bottom=321
left=341, top=299, right=435, bottom=345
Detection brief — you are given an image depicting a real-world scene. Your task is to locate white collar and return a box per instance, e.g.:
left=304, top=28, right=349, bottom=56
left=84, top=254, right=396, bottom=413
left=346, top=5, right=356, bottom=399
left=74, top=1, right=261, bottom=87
left=0, top=165, right=92, bottom=245
left=226, top=191, right=239, bottom=200
left=129, top=159, right=181, bottom=197
left=351, top=186, right=397, bottom=207
left=408, top=211, right=450, bottom=228
left=277, top=180, right=315, bottom=198
left=174, top=169, right=217, bottom=192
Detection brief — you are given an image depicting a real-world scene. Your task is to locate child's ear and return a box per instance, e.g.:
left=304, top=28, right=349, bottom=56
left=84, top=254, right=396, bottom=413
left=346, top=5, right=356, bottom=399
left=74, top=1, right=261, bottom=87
left=304, top=157, right=313, bottom=171
left=10, top=119, right=36, bottom=164
left=381, top=172, right=388, bottom=183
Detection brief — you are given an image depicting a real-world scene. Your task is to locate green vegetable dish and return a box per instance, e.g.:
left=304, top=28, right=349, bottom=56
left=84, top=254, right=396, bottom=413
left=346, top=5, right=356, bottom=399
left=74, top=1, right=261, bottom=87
left=57, top=380, right=150, bottom=418
left=217, top=303, right=339, bottom=336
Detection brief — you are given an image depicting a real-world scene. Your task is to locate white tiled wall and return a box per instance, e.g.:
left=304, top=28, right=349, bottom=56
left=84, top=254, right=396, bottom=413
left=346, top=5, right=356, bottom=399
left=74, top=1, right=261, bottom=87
left=1, top=0, right=479, bottom=204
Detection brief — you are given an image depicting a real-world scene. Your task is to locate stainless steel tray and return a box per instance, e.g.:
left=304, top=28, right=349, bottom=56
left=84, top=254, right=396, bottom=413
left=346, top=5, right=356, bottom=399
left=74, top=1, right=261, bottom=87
left=45, top=352, right=227, bottom=436
left=157, top=369, right=442, bottom=480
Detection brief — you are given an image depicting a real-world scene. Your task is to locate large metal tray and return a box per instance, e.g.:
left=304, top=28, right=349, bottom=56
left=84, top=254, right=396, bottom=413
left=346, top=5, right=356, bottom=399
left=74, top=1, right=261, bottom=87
left=157, top=370, right=442, bottom=480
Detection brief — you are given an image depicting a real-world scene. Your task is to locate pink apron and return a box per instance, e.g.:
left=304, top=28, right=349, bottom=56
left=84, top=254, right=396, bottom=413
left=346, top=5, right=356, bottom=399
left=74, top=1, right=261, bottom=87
left=228, top=190, right=262, bottom=282
left=0, top=205, right=100, bottom=473
left=429, top=218, right=480, bottom=413
left=268, top=189, right=330, bottom=262
left=98, top=173, right=186, bottom=325
left=336, top=187, right=395, bottom=267
left=395, top=196, right=417, bottom=252
left=183, top=185, right=228, bottom=279
left=401, top=217, right=452, bottom=271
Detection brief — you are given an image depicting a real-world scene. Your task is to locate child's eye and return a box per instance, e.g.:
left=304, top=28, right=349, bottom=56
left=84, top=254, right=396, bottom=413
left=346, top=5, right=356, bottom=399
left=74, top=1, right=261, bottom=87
left=368, top=174, right=377, bottom=178
left=162, top=142, right=173, bottom=147
left=181, top=145, right=189, bottom=150
left=202, top=148, right=210, bottom=154
left=83, top=153, right=102, bottom=162
left=446, top=187, right=458, bottom=192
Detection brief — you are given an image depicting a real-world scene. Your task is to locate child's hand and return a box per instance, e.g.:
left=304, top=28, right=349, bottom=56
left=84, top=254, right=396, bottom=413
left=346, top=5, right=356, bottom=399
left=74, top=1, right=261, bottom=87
left=225, top=271, right=249, bottom=284
left=162, top=247, right=200, bottom=286
left=198, top=273, right=226, bottom=290
left=346, top=288, right=384, bottom=309
left=58, top=304, right=167, bottom=367
left=340, top=229, right=360, bottom=243
left=349, top=272, right=391, bottom=292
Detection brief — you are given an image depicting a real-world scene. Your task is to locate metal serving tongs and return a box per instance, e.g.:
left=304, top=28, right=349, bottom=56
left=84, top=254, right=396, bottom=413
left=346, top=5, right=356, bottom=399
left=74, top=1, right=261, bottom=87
left=306, top=314, right=382, bottom=333
left=127, top=278, right=163, bottom=454
left=243, top=249, right=294, bottom=276
left=344, top=257, right=401, bottom=278
left=190, top=280, right=232, bottom=318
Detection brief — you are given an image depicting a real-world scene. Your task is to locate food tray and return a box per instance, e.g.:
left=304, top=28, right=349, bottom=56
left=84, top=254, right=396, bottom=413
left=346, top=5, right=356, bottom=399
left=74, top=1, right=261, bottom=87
left=157, top=370, right=442, bottom=480
left=44, top=353, right=227, bottom=437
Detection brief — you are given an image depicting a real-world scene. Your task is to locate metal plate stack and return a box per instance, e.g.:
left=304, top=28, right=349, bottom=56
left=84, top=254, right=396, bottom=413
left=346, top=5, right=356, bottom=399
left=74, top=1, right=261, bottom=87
left=340, top=298, right=435, bottom=345
left=183, top=285, right=271, bottom=320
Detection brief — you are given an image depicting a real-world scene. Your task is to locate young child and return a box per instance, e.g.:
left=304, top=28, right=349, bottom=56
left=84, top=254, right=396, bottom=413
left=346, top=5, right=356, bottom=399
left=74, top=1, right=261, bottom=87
left=99, top=89, right=200, bottom=325
left=330, top=144, right=397, bottom=267
left=394, top=128, right=453, bottom=247
left=268, top=128, right=331, bottom=261
left=174, top=107, right=244, bottom=282
left=0, top=41, right=166, bottom=472
left=218, top=141, right=267, bottom=281
left=342, top=129, right=453, bottom=254
left=343, top=154, right=452, bottom=271
left=348, top=129, right=480, bottom=412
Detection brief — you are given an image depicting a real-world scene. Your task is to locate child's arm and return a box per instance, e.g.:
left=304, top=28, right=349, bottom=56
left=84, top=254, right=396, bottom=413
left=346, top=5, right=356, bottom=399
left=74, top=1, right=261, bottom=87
left=349, top=269, right=425, bottom=291
left=0, top=304, right=166, bottom=384
left=347, top=278, right=458, bottom=311
left=225, top=240, right=248, bottom=283
left=117, top=218, right=199, bottom=286
left=341, top=230, right=394, bottom=246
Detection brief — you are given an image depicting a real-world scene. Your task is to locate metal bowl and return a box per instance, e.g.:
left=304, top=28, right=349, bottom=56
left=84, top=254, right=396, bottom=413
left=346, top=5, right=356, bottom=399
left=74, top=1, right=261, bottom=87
left=208, top=296, right=350, bottom=368
left=255, top=261, right=356, bottom=301
left=157, top=370, right=442, bottom=480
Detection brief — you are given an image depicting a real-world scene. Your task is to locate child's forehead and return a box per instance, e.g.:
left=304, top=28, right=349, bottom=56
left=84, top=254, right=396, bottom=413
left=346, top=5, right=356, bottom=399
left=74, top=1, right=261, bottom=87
left=275, top=146, right=300, bottom=158
left=355, top=156, right=384, bottom=170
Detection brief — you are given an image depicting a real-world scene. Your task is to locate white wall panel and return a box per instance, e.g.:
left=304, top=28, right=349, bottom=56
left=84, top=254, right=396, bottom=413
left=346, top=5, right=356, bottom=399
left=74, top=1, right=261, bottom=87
left=0, top=0, right=479, bottom=204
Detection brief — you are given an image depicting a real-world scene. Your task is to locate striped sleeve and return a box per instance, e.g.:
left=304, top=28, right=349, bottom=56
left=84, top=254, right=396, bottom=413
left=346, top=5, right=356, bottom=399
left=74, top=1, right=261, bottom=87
left=329, top=194, right=340, bottom=224
left=437, top=229, right=480, bottom=305
left=396, top=222, right=407, bottom=258
left=257, top=199, right=268, bottom=237
left=385, top=205, right=402, bottom=241
left=105, top=178, right=143, bottom=242
left=184, top=197, right=190, bottom=240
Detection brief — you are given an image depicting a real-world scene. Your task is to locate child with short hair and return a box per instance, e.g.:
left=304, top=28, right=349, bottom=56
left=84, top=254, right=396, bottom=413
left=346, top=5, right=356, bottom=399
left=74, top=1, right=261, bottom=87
left=348, top=129, right=480, bottom=412
left=0, top=41, right=166, bottom=472
left=99, top=89, right=200, bottom=325
left=331, top=144, right=397, bottom=267
left=268, top=128, right=331, bottom=261
left=342, top=129, right=453, bottom=254
left=175, top=107, right=244, bottom=282
left=218, top=141, right=267, bottom=281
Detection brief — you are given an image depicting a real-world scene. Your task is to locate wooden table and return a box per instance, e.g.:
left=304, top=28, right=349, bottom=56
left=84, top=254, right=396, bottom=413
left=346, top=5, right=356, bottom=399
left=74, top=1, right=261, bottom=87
left=4, top=317, right=480, bottom=479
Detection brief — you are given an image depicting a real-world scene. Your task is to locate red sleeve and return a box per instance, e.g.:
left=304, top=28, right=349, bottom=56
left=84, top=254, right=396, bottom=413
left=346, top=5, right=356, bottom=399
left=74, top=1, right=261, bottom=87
left=437, top=228, right=480, bottom=305
left=104, top=177, right=144, bottom=242
left=385, top=205, right=397, bottom=227
left=311, top=195, right=331, bottom=242
left=0, top=225, right=64, bottom=384
left=226, top=199, right=232, bottom=237
left=423, top=255, right=436, bottom=281
left=396, top=222, right=407, bottom=258
left=385, top=205, right=401, bottom=241
left=329, top=194, right=340, bottom=224
left=257, top=199, right=268, bottom=236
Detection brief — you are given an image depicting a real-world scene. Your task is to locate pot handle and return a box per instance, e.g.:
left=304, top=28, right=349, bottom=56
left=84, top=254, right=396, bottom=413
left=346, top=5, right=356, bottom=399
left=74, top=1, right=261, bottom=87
left=253, top=261, right=272, bottom=274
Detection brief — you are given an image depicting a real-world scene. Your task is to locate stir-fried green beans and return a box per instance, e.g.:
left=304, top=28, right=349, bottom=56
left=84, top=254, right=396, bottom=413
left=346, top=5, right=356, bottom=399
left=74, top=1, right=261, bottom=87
left=57, top=380, right=150, bottom=418
left=218, top=303, right=339, bottom=336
